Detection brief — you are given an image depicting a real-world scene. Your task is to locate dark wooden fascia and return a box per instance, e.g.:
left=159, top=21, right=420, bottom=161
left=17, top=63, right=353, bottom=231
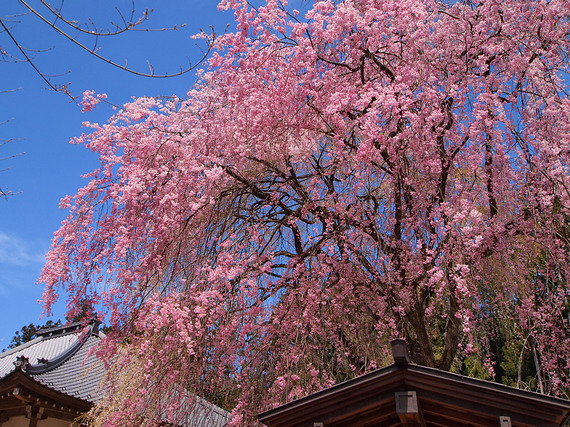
left=0, top=370, right=92, bottom=414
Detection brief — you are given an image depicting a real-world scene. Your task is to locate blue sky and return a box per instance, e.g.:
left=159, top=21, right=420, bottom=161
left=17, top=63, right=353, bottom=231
left=0, top=1, right=235, bottom=349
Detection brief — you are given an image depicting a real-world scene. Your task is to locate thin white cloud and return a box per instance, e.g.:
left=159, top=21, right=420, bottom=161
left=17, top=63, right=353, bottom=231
left=0, top=231, right=47, bottom=267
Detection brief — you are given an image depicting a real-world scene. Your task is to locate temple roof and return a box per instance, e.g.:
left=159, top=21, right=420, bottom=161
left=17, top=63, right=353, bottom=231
left=0, top=321, right=230, bottom=426
left=0, top=321, right=104, bottom=404
left=258, top=340, right=570, bottom=427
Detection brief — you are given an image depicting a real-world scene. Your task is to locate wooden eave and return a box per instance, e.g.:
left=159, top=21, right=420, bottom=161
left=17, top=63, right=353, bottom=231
left=258, top=364, right=570, bottom=427
left=0, top=368, right=91, bottom=421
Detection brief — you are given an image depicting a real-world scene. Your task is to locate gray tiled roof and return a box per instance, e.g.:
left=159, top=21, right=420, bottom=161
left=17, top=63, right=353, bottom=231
left=0, top=322, right=104, bottom=403
left=158, top=393, right=232, bottom=426
left=0, top=332, right=81, bottom=377
left=33, top=334, right=105, bottom=402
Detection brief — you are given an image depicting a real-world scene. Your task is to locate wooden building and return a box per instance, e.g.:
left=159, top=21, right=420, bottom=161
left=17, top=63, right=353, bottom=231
left=0, top=321, right=229, bottom=427
left=259, top=340, right=570, bottom=427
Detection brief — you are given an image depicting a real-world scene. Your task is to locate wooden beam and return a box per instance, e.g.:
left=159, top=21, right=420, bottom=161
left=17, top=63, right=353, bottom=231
left=13, top=388, right=34, bottom=404
left=395, top=391, right=425, bottom=427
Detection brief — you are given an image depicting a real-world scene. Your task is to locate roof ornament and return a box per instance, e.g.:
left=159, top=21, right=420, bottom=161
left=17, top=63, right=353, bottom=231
left=91, top=318, right=101, bottom=335
left=13, top=356, right=30, bottom=371
left=390, top=339, right=411, bottom=367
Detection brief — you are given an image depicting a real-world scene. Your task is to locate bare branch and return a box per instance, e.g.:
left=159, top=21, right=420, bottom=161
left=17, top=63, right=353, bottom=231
left=19, top=0, right=214, bottom=78
left=0, top=16, right=74, bottom=99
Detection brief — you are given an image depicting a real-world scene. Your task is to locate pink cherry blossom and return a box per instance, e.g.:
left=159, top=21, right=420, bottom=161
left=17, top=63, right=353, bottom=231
left=40, top=0, right=570, bottom=424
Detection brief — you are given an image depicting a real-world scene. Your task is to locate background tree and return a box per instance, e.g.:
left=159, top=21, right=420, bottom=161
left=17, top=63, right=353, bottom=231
left=4, top=319, right=61, bottom=350
left=39, top=0, right=570, bottom=423
left=2, top=299, right=102, bottom=352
